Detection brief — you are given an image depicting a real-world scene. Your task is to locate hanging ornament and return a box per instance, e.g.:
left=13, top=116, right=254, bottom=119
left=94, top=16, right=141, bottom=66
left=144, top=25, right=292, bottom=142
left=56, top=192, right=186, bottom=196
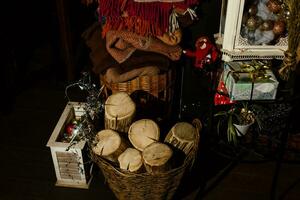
left=183, top=36, right=219, bottom=69
left=65, top=123, right=77, bottom=137
left=284, top=10, right=291, bottom=20
left=278, top=0, right=300, bottom=80
left=246, top=16, right=258, bottom=31
left=248, top=4, right=258, bottom=16
left=63, top=72, right=107, bottom=150
left=261, top=20, right=274, bottom=31
left=273, top=20, right=286, bottom=35
left=267, top=0, right=282, bottom=13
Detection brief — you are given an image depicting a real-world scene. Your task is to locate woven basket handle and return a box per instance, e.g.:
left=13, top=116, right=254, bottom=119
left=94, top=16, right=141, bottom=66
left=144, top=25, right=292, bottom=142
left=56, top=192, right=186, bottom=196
left=184, top=118, right=202, bottom=169
left=191, top=118, right=201, bottom=153
left=192, top=118, right=202, bottom=134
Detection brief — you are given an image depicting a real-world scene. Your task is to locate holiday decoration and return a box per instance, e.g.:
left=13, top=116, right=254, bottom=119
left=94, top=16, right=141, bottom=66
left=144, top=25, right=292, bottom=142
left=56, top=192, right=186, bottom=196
left=223, top=61, right=279, bottom=100
left=272, top=20, right=286, bottom=35
left=183, top=36, right=219, bottom=69
left=253, top=20, right=275, bottom=45
left=219, top=0, right=289, bottom=61
left=47, top=102, right=93, bottom=189
left=266, top=0, right=281, bottom=13
left=248, top=5, right=258, bottom=16
left=65, top=121, right=77, bottom=136
left=239, top=0, right=289, bottom=45
left=261, top=20, right=274, bottom=31
left=246, top=16, right=258, bottom=31
left=214, top=80, right=236, bottom=106
left=279, top=0, right=300, bottom=80
left=47, top=72, right=107, bottom=188
left=64, top=72, right=105, bottom=149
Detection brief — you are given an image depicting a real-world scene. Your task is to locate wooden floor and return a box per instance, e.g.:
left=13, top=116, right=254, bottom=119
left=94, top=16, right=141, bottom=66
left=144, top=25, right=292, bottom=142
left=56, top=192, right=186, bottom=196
left=1, top=77, right=300, bottom=200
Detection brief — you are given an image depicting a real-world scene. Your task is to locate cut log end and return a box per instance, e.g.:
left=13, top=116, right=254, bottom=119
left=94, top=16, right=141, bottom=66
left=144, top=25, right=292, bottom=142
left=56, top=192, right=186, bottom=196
left=128, top=119, right=160, bottom=151
left=93, top=129, right=127, bottom=163
left=105, top=92, right=136, bottom=118
left=118, top=148, right=143, bottom=172
left=143, top=142, right=173, bottom=174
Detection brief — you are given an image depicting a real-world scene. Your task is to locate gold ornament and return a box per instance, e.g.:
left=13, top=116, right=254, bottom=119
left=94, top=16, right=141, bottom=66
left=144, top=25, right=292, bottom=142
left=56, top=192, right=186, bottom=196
left=267, top=0, right=282, bottom=13
left=247, top=16, right=258, bottom=31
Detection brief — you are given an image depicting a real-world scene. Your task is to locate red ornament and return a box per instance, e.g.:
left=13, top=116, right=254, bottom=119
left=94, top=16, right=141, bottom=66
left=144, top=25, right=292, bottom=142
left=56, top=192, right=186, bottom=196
left=183, top=36, right=219, bottom=69
left=65, top=123, right=76, bottom=136
left=273, top=20, right=286, bottom=35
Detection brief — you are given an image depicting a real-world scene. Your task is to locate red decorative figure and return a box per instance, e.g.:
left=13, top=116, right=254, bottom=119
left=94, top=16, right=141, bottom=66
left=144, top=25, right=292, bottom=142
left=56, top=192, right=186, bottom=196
left=183, top=36, right=219, bottom=69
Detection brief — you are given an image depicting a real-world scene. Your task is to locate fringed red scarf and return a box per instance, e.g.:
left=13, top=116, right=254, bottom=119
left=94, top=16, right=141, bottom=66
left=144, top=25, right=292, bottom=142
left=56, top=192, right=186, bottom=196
left=98, top=0, right=199, bottom=37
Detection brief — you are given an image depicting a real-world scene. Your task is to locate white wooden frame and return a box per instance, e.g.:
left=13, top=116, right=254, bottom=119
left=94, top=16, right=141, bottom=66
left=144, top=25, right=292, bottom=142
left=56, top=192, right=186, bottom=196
left=218, top=0, right=288, bottom=61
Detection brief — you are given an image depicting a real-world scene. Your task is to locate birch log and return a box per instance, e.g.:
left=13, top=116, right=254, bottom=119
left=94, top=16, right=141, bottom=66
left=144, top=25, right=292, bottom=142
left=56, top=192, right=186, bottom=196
left=128, top=119, right=160, bottom=151
left=105, top=92, right=136, bottom=133
left=164, top=122, right=199, bottom=155
left=92, top=129, right=127, bottom=163
left=118, top=148, right=143, bottom=173
left=142, top=142, right=173, bottom=174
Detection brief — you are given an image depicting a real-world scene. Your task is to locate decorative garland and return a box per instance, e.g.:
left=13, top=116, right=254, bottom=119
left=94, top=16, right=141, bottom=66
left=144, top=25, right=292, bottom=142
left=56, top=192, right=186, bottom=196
left=64, top=72, right=105, bottom=150
left=279, top=0, right=300, bottom=80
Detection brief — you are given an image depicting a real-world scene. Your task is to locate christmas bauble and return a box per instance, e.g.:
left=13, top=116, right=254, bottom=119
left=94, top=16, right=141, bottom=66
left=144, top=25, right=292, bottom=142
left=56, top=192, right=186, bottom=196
left=248, top=5, right=258, bottom=16
left=72, top=119, right=79, bottom=125
left=273, top=20, right=285, bottom=35
left=246, top=16, right=258, bottom=31
left=65, top=123, right=76, bottom=136
left=267, top=0, right=282, bottom=13
left=261, top=20, right=274, bottom=31
left=284, top=10, right=290, bottom=20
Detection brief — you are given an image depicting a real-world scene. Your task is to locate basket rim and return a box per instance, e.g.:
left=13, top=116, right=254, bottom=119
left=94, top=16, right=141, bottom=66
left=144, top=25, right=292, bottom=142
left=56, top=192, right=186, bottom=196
left=100, top=69, right=175, bottom=93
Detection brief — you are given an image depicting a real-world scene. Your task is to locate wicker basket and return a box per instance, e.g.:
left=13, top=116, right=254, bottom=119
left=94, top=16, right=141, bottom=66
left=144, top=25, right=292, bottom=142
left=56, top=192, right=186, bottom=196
left=91, top=119, right=201, bottom=200
left=100, top=69, right=174, bottom=102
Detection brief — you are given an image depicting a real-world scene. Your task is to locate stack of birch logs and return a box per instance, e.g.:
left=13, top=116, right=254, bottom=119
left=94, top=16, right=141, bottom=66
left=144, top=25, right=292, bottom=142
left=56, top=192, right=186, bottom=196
left=92, top=92, right=201, bottom=174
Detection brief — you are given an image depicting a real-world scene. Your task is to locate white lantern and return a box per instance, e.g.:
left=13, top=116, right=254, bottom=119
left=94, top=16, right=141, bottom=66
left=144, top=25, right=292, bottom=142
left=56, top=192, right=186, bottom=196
left=47, top=102, right=93, bottom=189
